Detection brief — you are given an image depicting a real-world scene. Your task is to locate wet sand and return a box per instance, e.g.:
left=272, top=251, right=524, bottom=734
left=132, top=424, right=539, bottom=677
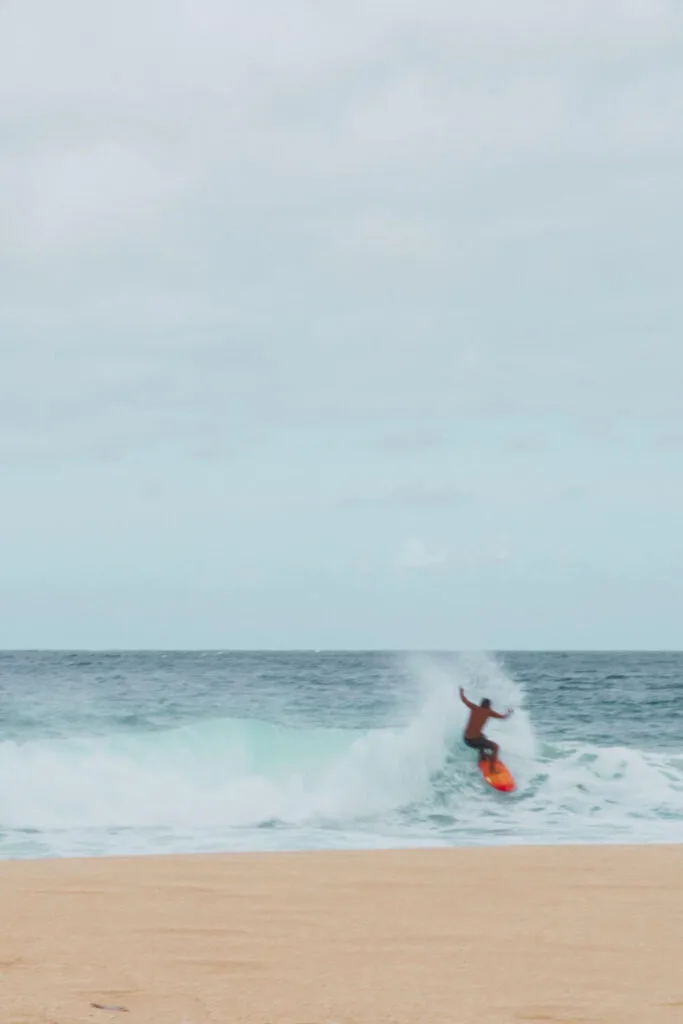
left=1, top=844, right=682, bottom=1023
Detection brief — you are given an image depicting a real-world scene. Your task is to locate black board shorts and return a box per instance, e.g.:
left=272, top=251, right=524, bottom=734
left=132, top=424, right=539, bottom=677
left=464, top=735, right=495, bottom=754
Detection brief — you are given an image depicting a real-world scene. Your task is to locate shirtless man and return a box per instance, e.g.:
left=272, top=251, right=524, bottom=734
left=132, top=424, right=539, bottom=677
left=459, top=686, right=513, bottom=768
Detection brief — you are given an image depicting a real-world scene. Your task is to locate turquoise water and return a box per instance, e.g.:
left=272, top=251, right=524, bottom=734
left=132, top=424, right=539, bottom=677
left=0, top=650, right=681, bottom=858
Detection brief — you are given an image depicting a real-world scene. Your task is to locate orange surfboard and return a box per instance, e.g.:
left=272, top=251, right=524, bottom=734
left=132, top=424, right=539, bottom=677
left=477, top=757, right=516, bottom=793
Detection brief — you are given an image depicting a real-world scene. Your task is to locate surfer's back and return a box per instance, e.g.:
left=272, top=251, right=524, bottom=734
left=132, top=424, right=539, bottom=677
left=464, top=706, right=492, bottom=739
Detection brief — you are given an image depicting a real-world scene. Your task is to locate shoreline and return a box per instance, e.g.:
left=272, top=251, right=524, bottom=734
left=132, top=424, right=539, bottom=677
left=1, top=832, right=681, bottom=865
left=2, top=844, right=681, bottom=1023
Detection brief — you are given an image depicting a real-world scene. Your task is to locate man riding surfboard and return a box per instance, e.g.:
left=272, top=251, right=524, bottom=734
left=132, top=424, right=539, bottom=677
left=459, top=686, right=513, bottom=770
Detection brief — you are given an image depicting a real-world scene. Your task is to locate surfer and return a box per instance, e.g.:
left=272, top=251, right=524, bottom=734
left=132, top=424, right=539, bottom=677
left=459, top=687, right=513, bottom=769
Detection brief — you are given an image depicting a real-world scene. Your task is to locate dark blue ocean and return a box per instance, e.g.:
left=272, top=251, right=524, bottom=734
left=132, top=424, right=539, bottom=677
left=0, top=650, right=681, bottom=859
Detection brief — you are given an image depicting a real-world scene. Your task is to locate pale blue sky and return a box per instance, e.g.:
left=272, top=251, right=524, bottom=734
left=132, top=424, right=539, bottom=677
left=1, top=0, right=682, bottom=648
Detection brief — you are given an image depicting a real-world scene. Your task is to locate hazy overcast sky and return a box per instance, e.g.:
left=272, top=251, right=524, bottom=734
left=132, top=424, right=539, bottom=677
left=1, top=0, right=682, bottom=649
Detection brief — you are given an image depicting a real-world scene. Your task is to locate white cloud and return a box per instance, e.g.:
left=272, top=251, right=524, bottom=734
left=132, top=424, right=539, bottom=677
left=395, top=537, right=450, bottom=570
left=2, top=140, right=182, bottom=258
left=341, top=482, right=469, bottom=507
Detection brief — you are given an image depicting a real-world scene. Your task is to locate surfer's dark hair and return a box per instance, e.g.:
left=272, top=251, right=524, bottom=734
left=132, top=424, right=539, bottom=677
left=480, top=698, right=491, bottom=709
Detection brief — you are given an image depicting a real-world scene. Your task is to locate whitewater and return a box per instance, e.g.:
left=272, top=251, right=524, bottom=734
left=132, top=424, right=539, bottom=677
left=0, top=650, right=681, bottom=858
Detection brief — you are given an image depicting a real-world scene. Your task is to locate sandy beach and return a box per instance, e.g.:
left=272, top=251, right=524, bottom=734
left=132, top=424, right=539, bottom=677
left=1, top=844, right=681, bottom=1023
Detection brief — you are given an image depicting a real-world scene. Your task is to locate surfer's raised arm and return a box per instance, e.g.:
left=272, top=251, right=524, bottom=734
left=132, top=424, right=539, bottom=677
left=458, top=686, right=476, bottom=709
left=489, top=706, right=514, bottom=720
